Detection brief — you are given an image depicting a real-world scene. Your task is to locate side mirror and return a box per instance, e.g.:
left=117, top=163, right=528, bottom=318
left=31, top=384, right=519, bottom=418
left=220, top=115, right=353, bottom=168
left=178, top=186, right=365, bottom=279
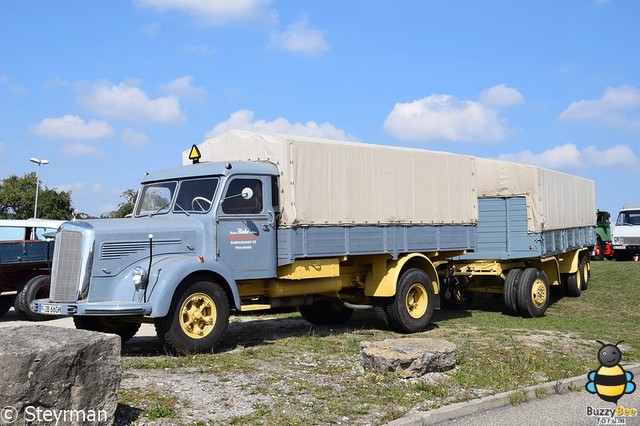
left=241, top=188, right=254, bottom=200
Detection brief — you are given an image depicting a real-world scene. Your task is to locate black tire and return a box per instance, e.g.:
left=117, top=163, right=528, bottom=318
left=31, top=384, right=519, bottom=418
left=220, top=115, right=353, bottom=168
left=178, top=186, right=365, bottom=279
left=15, top=275, right=52, bottom=321
left=385, top=268, right=436, bottom=334
left=591, top=240, right=604, bottom=261
left=516, top=268, right=550, bottom=318
left=156, top=279, right=230, bottom=355
left=0, top=297, right=12, bottom=317
left=441, top=276, right=475, bottom=310
left=299, top=300, right=353, bottom=325
left=503, top=268, right=522, bottom=316
left=579, top=255, right=589, bottom=291
left=565, top=270, right=582, bottom=297
left=73, top=316, right=142, bottom=342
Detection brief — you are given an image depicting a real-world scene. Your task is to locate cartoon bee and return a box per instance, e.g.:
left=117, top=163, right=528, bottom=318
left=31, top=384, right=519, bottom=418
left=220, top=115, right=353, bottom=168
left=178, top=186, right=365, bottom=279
left=586, top=340, right=636, bottom=404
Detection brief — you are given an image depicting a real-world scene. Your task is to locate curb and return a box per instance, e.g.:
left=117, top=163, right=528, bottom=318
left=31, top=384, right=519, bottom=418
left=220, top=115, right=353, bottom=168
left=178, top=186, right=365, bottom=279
left=387, top=363, right=640, bottom=425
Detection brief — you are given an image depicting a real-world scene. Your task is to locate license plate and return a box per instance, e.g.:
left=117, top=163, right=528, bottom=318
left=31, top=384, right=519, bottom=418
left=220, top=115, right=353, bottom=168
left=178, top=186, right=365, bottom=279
left=41, top=303, right=62, bottom=315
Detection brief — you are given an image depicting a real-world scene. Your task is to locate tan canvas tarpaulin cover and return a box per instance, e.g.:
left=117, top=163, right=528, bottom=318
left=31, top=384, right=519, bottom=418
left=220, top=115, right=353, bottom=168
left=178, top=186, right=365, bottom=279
left=475, top=158, right=595, bottom=232
left=182, top=130, right=478, bottom=227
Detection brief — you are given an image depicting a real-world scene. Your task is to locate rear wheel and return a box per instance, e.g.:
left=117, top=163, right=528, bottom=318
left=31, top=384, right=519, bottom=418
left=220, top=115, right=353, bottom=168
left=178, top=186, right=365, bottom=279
left=503, top=268, right=522, bottom=316
left=516, top=268, right=550, bottom=318
left=591, top=240, right=604, bottom=261
left=156, top=279, right=229, bottom=355
left=74, top=316, right=141, bottom=342
left=385, top=268, right=436, bottom=333
left=15, top=274, right=51, bottom=321
left=299, top=300, right=353, bottom=325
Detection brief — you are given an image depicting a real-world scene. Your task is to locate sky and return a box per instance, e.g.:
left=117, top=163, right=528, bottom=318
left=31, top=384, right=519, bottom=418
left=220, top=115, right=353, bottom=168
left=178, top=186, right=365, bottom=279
left=1, top=0, right=639, bottom=219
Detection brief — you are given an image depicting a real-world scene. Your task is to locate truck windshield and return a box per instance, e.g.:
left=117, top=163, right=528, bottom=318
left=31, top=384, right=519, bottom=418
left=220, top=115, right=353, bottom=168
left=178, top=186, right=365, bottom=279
left=135, top=177, right=220, bottom=217
left=616, top=210, right=640, bottom=226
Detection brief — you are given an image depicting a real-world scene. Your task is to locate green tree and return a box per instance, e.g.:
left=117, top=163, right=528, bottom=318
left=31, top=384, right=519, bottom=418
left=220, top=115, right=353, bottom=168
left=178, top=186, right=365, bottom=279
left=104, top=188, right=138, bottom=218
left=0, top=172, right=74, bottom=220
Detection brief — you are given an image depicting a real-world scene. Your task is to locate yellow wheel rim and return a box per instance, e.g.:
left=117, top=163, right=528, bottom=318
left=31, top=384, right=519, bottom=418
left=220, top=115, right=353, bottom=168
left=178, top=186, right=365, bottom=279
left=530, top=279, right=547, bottom=309
left=406, top=283, right=428, bottom=319
left=179, top=292, right=217, bottom=339
left=582, top=262, right=589, bottom=286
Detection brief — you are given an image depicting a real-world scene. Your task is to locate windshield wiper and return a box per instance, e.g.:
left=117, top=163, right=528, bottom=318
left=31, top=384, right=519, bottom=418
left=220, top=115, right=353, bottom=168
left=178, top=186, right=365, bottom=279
left=173, top=203, right=191, bottom=217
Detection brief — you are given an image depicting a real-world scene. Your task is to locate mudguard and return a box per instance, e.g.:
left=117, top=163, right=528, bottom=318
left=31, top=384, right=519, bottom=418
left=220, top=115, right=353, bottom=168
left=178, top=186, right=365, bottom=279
left=145, top=255, right=240, bottom=318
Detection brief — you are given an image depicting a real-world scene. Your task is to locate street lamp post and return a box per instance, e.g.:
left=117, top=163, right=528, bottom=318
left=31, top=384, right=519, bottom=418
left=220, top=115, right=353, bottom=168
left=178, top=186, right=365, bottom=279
left=29, top=157, right=49, bottom=219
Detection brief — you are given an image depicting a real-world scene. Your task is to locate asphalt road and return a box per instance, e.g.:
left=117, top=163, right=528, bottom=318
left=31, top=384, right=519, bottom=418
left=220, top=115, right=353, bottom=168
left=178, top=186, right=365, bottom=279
left=437, top=389, right=640, bottom=426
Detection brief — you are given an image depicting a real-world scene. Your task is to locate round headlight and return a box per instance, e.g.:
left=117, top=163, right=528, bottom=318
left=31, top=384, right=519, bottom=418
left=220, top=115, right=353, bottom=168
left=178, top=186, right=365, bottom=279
left=132, top=266, right=148, bottom=286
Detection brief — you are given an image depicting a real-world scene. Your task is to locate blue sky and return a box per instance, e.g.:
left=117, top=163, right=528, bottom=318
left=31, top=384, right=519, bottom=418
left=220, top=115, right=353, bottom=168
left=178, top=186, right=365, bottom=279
left=1, top=0, right=639, bottom=218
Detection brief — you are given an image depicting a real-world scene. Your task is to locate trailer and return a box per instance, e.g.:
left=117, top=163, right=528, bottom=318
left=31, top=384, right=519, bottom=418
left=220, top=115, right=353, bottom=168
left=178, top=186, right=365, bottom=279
left=31, top=130, right=594, bottom=354
left=0, top=219, right=63, bottom=319
left=439, top=158, right=596, bottom=316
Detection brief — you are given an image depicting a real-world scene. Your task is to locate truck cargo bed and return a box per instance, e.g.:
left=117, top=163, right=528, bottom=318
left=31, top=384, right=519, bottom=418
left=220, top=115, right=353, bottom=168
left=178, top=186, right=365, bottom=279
left=277, top=224, right=476, bottom=266
left=458, top=197, right=594, bottom=261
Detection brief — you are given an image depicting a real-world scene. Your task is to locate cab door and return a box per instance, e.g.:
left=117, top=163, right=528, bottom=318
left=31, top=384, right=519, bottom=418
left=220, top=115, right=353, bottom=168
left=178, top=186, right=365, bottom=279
left=216, top=175, right=278, bottom=279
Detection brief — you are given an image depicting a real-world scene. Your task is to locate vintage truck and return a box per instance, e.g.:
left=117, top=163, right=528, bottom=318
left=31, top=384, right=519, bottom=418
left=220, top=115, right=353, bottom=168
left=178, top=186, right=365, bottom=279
left=612, top=203, right=640, bottom=261
left=31, top=130, right=595, bottom=354
left=0, top=218, right=63, bottom=319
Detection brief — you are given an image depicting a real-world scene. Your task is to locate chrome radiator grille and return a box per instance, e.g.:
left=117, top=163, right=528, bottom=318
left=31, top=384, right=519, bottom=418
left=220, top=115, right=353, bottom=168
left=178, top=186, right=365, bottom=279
left=50, top=229, right=86, bottom=302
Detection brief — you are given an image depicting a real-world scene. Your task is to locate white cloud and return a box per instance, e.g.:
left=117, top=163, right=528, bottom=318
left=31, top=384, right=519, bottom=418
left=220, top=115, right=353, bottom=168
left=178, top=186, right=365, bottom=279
left=31, top=115, right=115, bottom=140
left=79, top=80, right=185, bottom=124
left=498, top=143, right=638, bottom=170
left=479, top=84, right=524, bottom=108
left=61, top=143, right=107, bottom=158
left=206, top=109, right=357, bottom=141
left=160, top=75, right=207, bottom=100
left=270, top=16, right=329, bottom=55
left=384, top=94, right=508, bottom=143
left=559, top=85, right=640, bottom=131
left=134, top=0, right=276, bottom=25
left=121, top=129, right=150, bottom=148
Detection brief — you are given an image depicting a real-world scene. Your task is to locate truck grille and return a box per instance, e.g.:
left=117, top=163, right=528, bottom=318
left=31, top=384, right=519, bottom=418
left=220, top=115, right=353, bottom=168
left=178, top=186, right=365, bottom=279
left=50, top=227, right=92, bottom=302
left=620, top=237, right=640, bottom=245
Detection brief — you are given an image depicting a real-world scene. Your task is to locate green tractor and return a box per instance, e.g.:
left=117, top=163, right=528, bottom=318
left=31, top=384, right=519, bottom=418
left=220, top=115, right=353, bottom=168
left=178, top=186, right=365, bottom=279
left=592, top=210, right=614, bottom=260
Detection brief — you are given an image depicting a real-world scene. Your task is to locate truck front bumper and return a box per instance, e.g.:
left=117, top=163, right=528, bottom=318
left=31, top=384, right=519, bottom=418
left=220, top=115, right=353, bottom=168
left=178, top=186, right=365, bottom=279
left=31, top=298, right=153, bottom=316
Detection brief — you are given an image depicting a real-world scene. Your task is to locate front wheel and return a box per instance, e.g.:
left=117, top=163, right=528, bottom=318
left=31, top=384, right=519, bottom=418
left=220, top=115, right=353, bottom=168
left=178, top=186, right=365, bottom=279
left=74, top=316, right=141, bottom=342
left=385, top=268, right=436, bottom=333
left=156, top=279, right=230, bottom=355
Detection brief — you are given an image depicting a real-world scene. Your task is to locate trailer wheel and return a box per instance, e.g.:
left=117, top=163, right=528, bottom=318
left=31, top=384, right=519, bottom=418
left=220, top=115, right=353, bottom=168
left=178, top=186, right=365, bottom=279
left=156, top=279, right=229, bottom=355
left=565, top=270, right=583, bottom=297
left=516, top=268, right=550, bottom=318
left=385, top=268, right=435, bottom=333
left=74, top=316, right=141, bottom=342
left=503, top=268, right=522, bottom=316
left=299, top=300, right=353, bottom=325
left=579, top=255, right=589, bottom=291
left=14, top=274, right=51, bottom=321
left=0, top=297, right=12, bottom=317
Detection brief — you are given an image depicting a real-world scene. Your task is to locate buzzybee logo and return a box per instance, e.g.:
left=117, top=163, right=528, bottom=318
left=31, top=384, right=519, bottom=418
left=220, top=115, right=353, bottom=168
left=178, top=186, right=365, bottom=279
left=586, top=340, right=636, bottom=404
